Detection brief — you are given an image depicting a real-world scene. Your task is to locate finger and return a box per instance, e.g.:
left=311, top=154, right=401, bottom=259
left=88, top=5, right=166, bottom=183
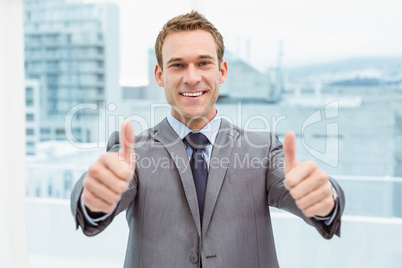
left=283, top=131, right=297, bottom=174
left=302, top=196, right=335, bottom=218
left=294, top=181, right=332, bottom=211
left=119, top=120, right=135, bottom=168
left=87, top=162, right=129, bottom=194
left=97, top=153, right=134, bottom=182
left=288, top=169, right=329, bottom=200
left=82, top=188, right=117, bottom=213
left=83, top=175, right=121, bottom=205
left=284, top=161, right=317, bottom=190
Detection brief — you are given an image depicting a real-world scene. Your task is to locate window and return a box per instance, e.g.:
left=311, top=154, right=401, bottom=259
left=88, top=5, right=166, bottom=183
left=19, top=1, right=402, bottom=268
left=48, top=87, right=57, bottom=97
left=26, top=100, right=33, bottom=107
left=26, top=87, right=33, bottom=97
left=47, top=74, right=58, bottom=85
left=26, top=114, right=34, bottom=121
left=55, top=128, right=65, bottom=135
left=63, top=171, right=73, bottom=198
left=40, top=128, right=50, bottom=135
left=72, top=127, right=82, bottom=137
left=48, top=184, right=52, bottom=196
left=47, top=34, right=58, bottom=44
left=49, top=100, right=57, bottom=111
left=26, top=142, right=35, bottom=147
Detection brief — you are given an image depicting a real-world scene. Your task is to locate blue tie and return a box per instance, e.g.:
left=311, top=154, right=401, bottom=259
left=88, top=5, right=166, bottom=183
left=184, top=132, right=209, bottom=222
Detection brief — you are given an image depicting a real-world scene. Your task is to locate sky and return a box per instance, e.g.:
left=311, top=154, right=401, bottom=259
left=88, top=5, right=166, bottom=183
left=86, top=0, right=402, bottom=86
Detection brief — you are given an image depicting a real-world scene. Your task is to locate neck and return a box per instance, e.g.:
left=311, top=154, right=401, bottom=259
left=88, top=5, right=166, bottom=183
left=172, top=110, right=217, bottom=131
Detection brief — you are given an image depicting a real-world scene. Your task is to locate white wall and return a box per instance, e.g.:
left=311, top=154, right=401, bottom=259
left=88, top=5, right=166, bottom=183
left=27, top=199, right=402, bottom=268
left=0, top=0, right=28, bottom=267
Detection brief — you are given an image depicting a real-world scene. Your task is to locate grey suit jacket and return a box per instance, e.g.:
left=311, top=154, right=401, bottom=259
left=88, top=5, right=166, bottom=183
left=71, top=118, right=345, bottom=268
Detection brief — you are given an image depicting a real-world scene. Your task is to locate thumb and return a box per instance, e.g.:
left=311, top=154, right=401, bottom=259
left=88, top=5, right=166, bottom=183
left=283, top=131, right=297, bottom=174
left=119, top=120, right=135, bottom=168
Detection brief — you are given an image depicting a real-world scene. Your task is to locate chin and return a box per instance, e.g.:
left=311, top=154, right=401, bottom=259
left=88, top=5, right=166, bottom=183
left=184, top=111, right=208, bottom=121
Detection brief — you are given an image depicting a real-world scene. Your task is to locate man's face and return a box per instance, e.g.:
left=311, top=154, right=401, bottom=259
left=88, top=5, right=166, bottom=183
left=154, top=30, right=228, bottom=129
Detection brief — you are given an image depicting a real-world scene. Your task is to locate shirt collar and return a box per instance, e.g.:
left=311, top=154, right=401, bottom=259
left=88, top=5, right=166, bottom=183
left=166, top=111, right=221, bottom=146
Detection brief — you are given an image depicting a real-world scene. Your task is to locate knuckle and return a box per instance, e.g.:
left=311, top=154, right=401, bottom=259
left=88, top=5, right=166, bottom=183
left=120, top=167, right=133, bottom=181
left=101, top=153, right=115, bottom=165
left=302, top=208, right=310, bottom=217
left=99, top=153, right=109, bottom=163
left=128, top=170, right=135, bottom=180
left=105, top=203, right=116, bottom=213
left=116, top=193, right=122, bottom=203
left=289, top=188, right=298, bottom=199
left=285, top=177, right=294, bottom=188
left=324, top=185, right=332, bottom=197
left=295, top=198, right=303, bottom=208
left=325, top=198, right=334, bottom=208
left=116, top=181, right=128, bottom=193
left=307, top=161, right=317, bottom=170
left=319, top=170, right=328, bottom=178
left=110, top=194, right=119, bottom=204
left=119, top=169, right=129, bottom=180
left=317, top=173, right=327, bottom=184
left=83, top=177, right=93, bottom=189
left=88, top=164, right=99, bottom=176
left=82, top=191, right=92, bottom=204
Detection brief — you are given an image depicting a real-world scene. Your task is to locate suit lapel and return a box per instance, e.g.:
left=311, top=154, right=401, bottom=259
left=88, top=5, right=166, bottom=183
left=202, top=119, right=239, bottom=237
left=153, top=119, right=202, bottom=237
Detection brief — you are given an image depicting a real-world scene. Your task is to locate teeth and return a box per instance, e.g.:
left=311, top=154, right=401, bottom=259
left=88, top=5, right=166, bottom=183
left=182, top=92, right=203, bottom=97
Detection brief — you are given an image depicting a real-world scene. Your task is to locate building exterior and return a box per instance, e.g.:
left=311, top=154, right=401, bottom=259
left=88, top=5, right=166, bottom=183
left=26, top=141, right=103, bottom=199
left=145, top=48, right=164, bottom=100
left=25, top=79, right=41, bottom=155
left=219, top=52, right=282, bottom=102
left=23, top=0, right=120, bottom=143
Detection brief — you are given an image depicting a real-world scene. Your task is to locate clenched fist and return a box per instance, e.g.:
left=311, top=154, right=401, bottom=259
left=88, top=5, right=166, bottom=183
left=82, top=120, right=135, bottom=213
left=283, top=131, right=335, bottom=218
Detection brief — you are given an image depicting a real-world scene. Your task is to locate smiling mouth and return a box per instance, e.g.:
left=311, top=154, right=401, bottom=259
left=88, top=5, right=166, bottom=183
left=180, top=91, right=205, bottom=97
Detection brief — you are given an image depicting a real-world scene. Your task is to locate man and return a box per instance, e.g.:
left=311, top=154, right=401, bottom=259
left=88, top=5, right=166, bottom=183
left=71, top=11, right=345, bottom=267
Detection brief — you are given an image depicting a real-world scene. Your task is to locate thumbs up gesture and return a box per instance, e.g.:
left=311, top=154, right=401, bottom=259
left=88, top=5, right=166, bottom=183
left=82, top=121, right=135, bottom=213
left=283, top=131, right=335, bottom=218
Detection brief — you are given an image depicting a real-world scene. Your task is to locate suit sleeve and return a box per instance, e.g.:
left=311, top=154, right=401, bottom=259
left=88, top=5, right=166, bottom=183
left=70, top=131, right=138, bottom=236
left=265, top=132, right=345, bottom=239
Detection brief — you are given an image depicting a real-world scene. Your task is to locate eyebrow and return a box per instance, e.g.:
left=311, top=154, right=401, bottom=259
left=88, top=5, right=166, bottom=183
left=198, top=55, right=214, bottom=60
left=166, top=57, right=183, bottom=65
left=166, top=55, right=215, bottom=65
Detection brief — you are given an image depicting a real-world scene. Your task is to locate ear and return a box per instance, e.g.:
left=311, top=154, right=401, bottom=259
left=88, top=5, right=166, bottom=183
left=219, top=60, right=228, bottom=84
left=154, top=64, right=164, bottom=87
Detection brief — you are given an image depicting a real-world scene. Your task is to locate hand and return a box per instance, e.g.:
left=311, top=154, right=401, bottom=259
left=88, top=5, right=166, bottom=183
left=283, top=131, right=334, bottom=218
left=82, top=120, right=135, bottom=213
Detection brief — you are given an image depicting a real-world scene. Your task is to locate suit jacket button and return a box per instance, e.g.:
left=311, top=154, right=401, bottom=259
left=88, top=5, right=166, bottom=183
left=190, top=252, right=199, bottom=264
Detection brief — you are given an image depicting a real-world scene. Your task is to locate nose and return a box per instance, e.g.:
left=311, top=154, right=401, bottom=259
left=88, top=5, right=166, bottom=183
left=183, top=65, right=201, bottom=86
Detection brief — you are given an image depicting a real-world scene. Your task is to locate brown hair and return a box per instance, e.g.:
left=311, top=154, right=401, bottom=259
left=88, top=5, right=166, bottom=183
left=155, top=11, right=225, bottom=69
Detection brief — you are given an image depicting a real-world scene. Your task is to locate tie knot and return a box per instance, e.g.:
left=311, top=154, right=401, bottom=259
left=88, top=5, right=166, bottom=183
left=184, top=132, right=209, bottom=150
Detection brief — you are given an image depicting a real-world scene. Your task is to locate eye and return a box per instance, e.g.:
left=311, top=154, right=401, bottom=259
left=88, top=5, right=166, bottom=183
left=170, top=63, right=183, bottom=68
left=199, top=61, right=210, bottom=66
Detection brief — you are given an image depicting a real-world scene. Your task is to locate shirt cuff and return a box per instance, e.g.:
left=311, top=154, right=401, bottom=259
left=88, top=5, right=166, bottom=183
left=80, top=195, right=115, bottom=226
left=313, top=198, right=339, bottom=225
